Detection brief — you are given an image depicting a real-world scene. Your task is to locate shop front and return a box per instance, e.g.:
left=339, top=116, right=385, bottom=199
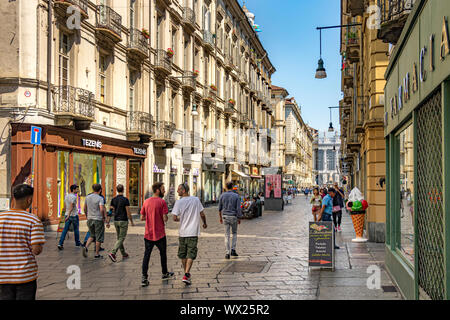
left=230, top=164, right=251, bottom=196
left=202, top=161, right=225, bottom=205
left=384, top=0, right=450, bottom=300
left=250, top=166, right=263, bottom=196
left=11, top=124, right=147, bottom=224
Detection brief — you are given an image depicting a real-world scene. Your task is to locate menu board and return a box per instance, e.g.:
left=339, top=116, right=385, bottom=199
left=274, top=175, right=281, bottom=198
left=308, top=222, right=334, bottom=268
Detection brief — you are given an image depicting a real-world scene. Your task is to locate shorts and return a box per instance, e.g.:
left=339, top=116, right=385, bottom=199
left=178, top=237, right=198, bottom=260
left=312, top=206, right=320, bottom=212
left=87, top=219, right=105, bottom=243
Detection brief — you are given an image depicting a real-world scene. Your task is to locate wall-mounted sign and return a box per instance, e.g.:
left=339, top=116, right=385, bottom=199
left=251, top=167, right=259, bottom=176
left=183, top=168, right=190, bottom=175
left=133, top=147, right=147, bottom=156
left=193, top=168, right=199, bottom=176
left=82, top=138, right=102, bottom=149
left=153, top=164, right=165, bottom=173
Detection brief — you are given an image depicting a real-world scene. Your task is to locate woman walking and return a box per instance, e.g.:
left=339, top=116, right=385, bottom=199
left=310, top=188, right=322, bottom=222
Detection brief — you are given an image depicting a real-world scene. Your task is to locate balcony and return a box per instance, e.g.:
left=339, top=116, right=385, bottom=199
left=224, top=54, right=234, bottom=71
left=182, top=7, right=196, bottom=31
left=224, top=101, right=237, bottom=115
left=347, top=136, right=361, bottom=152
left=343, top=65, right=354, bottom=87
left=155, top=49, right=172, bottom=75
left=202, top=87, right=215, bottom=105
left=54, top=0, right=89, bottom=21
left=203, top=30, right=215, bottom=51
left=52, top=85, right=95, bottom=130
left=239, top=113, right=248, bottom=125
left=256, top=91, right=263, bottom=102
left=345, top=27, right=360, bottom=63
left=378, top=0, right=416, bottom=44
left=127, top=111, right=154, bottom=142
left=127, top=28, right=149, bottom=60
left=239, top=72, right=248, bottom=86
left=181, top=71, right=197, bottom=92
left=153, top=121, right=176, bottom=149
left=96, top=5, right=122, bottom=44
left=355, top=121, right=365, bottom=134
left=347, top=0, right=365, bottom=16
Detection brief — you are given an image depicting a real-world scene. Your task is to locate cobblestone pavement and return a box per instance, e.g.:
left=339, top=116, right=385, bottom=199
left=35, top=196, right=402, bottom=300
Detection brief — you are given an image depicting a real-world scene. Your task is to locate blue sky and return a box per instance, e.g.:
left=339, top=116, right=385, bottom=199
left=238, top=0, right=342, bottom=133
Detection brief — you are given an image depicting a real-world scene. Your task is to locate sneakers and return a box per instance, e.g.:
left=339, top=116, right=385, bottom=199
left=82, top=246, right=88, bottom=258
left=108, top=253, right=117, bottom=263
left=338, top=226, right=342, bottom=232
left=99, top=247, right=105, bottom=252
left=141, top=276, right=149, bottom=287
left=182, top=274, right=191, bottom=285
left=57, top=245, right=64, bottom=250
left=94, top=255, right=103, bottom=259
left=162, top=272, right=175, bottom=280
left=122, top=253, right=129, bottom=259
left=225, top=254, right=230, bottom=260
left=231, top=250, right=239, bottom=257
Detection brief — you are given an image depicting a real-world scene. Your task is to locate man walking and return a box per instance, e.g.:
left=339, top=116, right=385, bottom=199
left=141, top=182, right=174, bottom=287
left=318, top=188, right=340, bottom=249
left=107, top=184, right=134, bottom=262
left=82, top=184, right=106, bottom=259
left=58, top=184, right=81, bottom=250
left=0, top=184, right=45, bottom=300
left=172, top=183, right=207, bottom=285
left=219, top=182, right=243, bottom=259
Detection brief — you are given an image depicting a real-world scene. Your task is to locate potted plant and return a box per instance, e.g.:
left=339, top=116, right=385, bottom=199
left=210, top=84, right=217, bottom=91
left=228, top=98, right=236, bottom=106
left=193, top=69, right=199, bottom=77
left=167, top=48, right=174, bottom=57
left=142, top=28, right=150, bottom=39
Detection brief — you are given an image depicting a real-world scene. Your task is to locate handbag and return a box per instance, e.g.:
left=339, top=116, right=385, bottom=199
left=332, top=205, right=341, bottom=213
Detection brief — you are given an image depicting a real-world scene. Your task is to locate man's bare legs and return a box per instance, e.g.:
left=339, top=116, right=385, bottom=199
left=181, top=258, right=194, bottom=274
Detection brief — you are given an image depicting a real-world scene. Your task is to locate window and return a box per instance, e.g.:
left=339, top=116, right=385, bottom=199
left=398, top=123, right=414, bottom=266
left=129, top=70, right=136, bottom=112
left=130, top=0, right=136, bottom=29
left=157, top=14, right=163, bottom=50
left=59, top=33, right=70, bottom=87
left=315, top=150, right=324, bottom=171
left=327, top=149, right=336, bottom=171
left=171, top=28, right=177, bottom=62
left=99, top=55, right=107, bottom=104
left=156, top=85, right=163, bottom=123
left=170, top=91, right=176, bottom=123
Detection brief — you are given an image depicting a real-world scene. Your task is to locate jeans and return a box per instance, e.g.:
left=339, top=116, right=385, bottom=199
left=223, top=215, right=238, bottom=254
left=58, top=216, right=81, bottom=246
left=111, top=221, right=129, bottom=255
left=333, top=210, right=342, bottom=227
left=83, top=232, right=90, bottom=244
left=142, top=236, right=168, bottom=277
left=0, top=280, right=37, bottom=300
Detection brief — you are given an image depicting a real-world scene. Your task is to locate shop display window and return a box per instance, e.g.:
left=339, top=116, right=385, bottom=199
left=129, top=161, right=141, bottom=207
left=105, top=157, right=114, bottom=208
left=73, top=153, right=102, bottom=212
left=57, top=151, right=70, bottom=217
left=398, top=124, right=414, bottom=266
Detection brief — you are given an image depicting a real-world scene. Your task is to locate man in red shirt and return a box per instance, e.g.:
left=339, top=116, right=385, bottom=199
left=140, top=182, right=174, bottom=287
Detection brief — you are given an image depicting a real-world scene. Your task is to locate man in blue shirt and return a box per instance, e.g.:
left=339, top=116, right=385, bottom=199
left=219, top=182, right=243, bottom=259
left=319, top=188, right=340, bottom=249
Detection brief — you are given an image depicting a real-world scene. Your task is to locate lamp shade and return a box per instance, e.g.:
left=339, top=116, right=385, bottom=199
left=192, top=104, right=199, bottom=116
left=328, top=122, right=334, bottom=132
left=315, top=58, right=327, bottom=79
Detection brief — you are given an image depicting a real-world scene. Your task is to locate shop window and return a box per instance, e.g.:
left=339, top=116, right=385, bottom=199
left=129, top=161, right=141, bottom=207
left=398, top=123, right=414, bottom=265
left=105, top=157, right=114, bottom=209
left=57, top=151, right=70, bottom=218
left=73, top=153, right=103, bottom=211
left=116, top=159, right=127, bottom=197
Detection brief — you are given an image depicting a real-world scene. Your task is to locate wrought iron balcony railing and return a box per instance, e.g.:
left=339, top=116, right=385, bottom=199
left=96, top=5, right=122, bottom=42
left=182, top=71, right=197, bottom=90
left=182, top=7, right=196, bottom=28
left=203, top=30, right=215, bottom=49
left=377, top=0, right=415, bottom=44
left=155, top=49, right=172, bottom=74
left=52, top=85, right=95, bottom=120
left=127, top=111, right=154, bottom=136
left=54, top=0, right=89, bottom=18
left=128, top=28, right=149, bottom=58
left=154, top=121, right=175, bottom=141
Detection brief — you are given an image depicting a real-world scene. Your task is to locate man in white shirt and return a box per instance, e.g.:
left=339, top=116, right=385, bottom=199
left=172, top=183, right=207, bottom=285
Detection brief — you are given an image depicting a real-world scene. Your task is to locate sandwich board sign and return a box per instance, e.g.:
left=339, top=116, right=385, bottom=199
left=308, top=221, right=334, bottom=270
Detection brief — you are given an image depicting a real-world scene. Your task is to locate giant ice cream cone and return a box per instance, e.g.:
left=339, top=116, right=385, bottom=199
left=351, top=213, right=368, bottom=242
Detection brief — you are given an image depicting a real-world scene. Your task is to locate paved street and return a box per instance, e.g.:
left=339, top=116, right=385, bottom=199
left=36, top=196, right=402, bottom=300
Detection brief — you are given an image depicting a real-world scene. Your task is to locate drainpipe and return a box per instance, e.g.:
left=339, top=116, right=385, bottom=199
left=47, top=0, right=52, bottom=112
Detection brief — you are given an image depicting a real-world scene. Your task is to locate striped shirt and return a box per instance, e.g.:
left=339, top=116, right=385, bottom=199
left=0, top=210, right=46, bottom=284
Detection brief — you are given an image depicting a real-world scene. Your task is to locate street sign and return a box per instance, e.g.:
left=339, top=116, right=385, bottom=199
left=30, top=126, right=42, bottom=145
left=308, top=221, right=334, bottom=269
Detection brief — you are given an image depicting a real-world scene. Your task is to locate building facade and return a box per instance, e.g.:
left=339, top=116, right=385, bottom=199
left=0, top=0, right=275, bottom=223
left=383, top=0, right=450, bottom=300
left=312, top=131, right=341, bottom=187
left=339, top=0, right=389, bottom=242
left=284, top=97, right=314, bottom=188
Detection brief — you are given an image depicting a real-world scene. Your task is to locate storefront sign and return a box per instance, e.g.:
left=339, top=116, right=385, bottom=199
left=82, top=138, right=102, bottom=149
left=193, top=168, right=199, bottom=176
left=251, top=167, right=259, bottom=176
left=308, top=222, right=334, bottom=269
left=385, top=11, right=450, bottom=131
left=183, top=168, right=190, bottom=175
left=171, top=166, right=178, bottom=174
left=133, top=147, right=147, bottom=156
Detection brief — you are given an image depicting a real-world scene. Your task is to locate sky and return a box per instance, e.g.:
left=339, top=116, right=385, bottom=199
left=238, top=0, right=342, bottom=133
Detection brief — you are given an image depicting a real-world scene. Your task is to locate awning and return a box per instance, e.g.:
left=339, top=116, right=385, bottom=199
left=250, top=175, right=262, bottom=179
left=232, top=170, right=250, bottom=179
